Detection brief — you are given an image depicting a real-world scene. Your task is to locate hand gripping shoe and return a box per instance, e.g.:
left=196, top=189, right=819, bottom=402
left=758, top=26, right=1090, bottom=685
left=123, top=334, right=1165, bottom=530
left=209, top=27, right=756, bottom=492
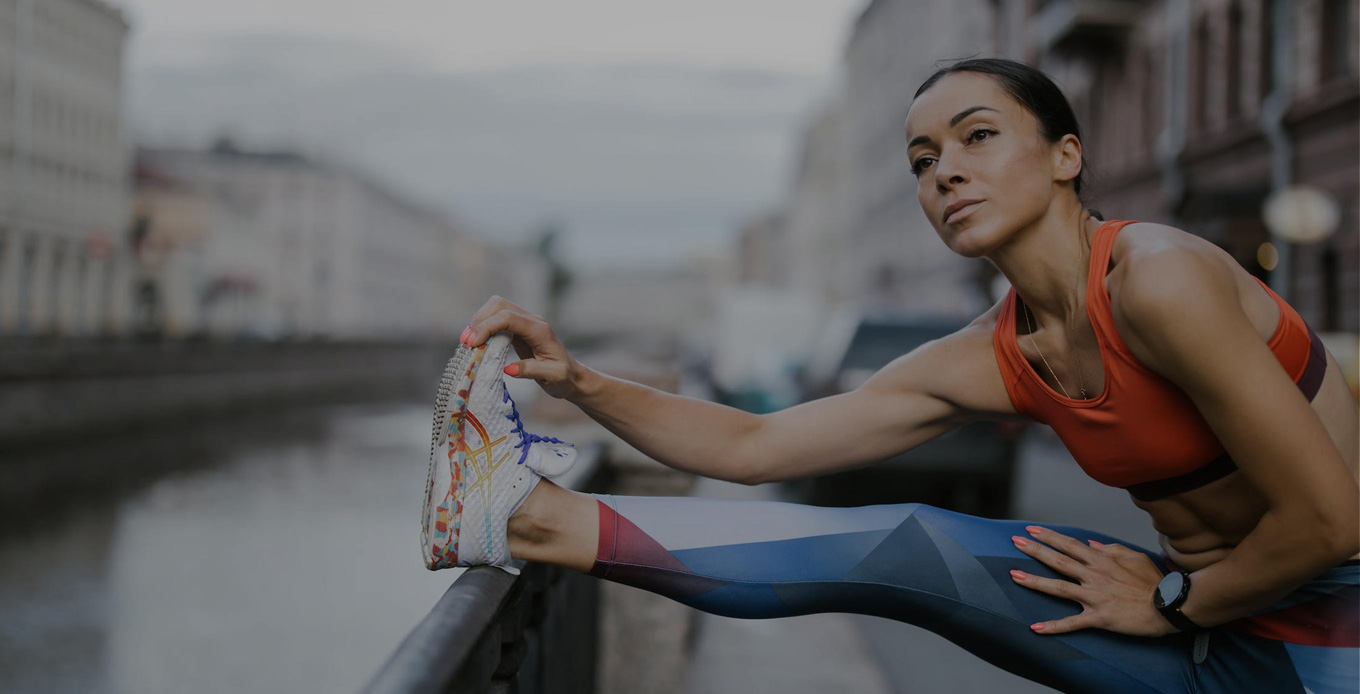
left=421, top=331, right=579, bottom=574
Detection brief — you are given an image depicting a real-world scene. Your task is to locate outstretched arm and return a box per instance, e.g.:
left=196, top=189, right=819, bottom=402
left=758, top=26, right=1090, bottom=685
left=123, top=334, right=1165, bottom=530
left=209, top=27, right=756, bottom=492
left=569, top=320, right=1018, bottom=486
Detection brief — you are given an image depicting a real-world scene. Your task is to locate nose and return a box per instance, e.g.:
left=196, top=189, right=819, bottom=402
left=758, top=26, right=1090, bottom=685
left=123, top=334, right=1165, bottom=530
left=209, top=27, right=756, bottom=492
left=934, top=149, right=968, bottom=193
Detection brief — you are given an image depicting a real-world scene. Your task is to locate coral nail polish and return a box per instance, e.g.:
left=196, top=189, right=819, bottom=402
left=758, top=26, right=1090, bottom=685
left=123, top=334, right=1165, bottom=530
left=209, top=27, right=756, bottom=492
left=503, top=363, right=520, bottom=377
left=1031, top=623, right=1046, bottom=631
left=1026, top=525, right=1042, bottom=536
left=1012, top=536, right=1029, bottom=547
left=1089, top=540, right=1103, bottom=547
left=1010, top=570, right=1027, bottom=580
left=460, top=327, right=470, bottom=344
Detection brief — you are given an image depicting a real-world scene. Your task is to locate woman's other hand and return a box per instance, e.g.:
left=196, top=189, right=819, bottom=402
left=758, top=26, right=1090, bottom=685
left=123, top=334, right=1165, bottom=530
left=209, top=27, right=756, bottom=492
left=1009, top=526, right=1179, bottom=637
left=460, top=295, right=583, bottom=400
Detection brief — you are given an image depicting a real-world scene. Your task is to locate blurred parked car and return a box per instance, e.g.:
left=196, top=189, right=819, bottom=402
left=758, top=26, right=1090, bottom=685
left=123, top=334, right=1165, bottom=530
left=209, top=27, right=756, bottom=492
left=784, top=315, right=1025, bottom=518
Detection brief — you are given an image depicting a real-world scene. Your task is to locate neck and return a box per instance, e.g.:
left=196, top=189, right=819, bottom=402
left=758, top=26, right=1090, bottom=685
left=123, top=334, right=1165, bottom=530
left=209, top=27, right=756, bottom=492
left=990, top=202, right=1103, bottom=327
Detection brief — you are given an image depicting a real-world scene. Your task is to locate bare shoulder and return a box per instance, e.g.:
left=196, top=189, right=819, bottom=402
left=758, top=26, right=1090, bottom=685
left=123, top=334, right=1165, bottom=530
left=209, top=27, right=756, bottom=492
left=1107, top=221, right=1231, bottom=266
left=1106, top=221, right=1276, bottom=368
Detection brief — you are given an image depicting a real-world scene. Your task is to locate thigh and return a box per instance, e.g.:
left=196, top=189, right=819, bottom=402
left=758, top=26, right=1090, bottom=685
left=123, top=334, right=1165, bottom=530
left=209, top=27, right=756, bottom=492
left=894, top=505, right=1198, bottom=693
left=1196, top=562, right=1360, bottom=694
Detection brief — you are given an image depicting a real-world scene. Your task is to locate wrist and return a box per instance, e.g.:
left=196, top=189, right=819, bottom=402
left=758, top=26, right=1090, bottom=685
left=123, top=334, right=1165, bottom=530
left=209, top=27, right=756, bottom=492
left=1151, top=602, right=1183, bottom=635
left=565, top=359, right=601, bottom=405
left=1152, top=570, right=1203, bottom=632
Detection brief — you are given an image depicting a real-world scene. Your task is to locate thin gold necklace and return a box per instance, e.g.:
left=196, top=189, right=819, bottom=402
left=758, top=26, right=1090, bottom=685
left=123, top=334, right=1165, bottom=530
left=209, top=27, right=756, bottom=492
left=1020, top=216, right=1092, bottom=400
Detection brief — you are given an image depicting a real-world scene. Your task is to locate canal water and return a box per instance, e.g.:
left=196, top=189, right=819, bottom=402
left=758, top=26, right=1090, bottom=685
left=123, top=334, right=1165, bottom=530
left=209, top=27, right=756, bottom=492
left=0, top=401, right=466, bottom=693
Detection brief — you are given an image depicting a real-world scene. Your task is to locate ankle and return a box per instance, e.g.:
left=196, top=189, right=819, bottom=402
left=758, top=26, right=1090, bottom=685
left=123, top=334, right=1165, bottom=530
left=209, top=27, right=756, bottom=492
left=506, top=480, right=598, bottom=572
left=508, top=478, right=562, bottom=546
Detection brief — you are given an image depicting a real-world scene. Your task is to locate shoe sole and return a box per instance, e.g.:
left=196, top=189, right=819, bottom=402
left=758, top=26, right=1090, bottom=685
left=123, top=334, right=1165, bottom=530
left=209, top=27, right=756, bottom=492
left=420, top=340, right=487, bottom=570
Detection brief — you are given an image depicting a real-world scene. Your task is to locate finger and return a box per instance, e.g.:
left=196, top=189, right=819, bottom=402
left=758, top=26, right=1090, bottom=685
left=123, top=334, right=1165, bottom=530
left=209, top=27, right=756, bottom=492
left=1009, top=569, right=1092, bottom=604
left=464, top=295, right=509, bottom=334
left=1025, top=526, right=1099, bottom=565
left=467, top=309, right=547, bottom=350
left=1012, top=534, right=1092, bottom=581
left=1031, top=610, right=1099, bottom=635
left=1094, top=542, right=1144, bottom=559
left=503, top=357, right=567, bottom=383
left=1080, top=540, right=1124, bottom=570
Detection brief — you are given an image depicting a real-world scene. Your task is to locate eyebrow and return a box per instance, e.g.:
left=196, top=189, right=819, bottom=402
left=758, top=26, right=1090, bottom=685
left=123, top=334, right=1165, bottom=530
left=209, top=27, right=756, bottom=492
left=906, top=105, right=1001, bottom=150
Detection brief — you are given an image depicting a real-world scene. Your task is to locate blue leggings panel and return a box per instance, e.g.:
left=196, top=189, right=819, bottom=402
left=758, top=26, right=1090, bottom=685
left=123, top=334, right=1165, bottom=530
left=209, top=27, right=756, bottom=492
left=587, top=494, right=1360, bottom=694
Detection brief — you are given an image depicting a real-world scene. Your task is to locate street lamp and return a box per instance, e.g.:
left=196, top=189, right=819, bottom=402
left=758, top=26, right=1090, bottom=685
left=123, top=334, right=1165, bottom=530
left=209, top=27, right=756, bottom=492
left=1262, top=185, right=1342, bottom=244
left=1260, top=185, right=1342, bottom=303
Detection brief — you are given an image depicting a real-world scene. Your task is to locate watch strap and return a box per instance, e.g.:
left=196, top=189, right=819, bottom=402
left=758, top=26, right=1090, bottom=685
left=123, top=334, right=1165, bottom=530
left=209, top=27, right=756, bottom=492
left=1161, top=603, right=1201, bottom=632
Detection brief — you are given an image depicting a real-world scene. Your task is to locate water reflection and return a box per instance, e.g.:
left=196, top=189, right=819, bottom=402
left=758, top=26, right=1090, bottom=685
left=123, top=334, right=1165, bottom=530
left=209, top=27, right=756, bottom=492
left=1, top=403, right=461, bottom=693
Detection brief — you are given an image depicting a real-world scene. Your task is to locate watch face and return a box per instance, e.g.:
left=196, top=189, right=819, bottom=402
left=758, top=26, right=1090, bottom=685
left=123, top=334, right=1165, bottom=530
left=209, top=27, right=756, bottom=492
left=1156, top=572, right=1186, bottom=607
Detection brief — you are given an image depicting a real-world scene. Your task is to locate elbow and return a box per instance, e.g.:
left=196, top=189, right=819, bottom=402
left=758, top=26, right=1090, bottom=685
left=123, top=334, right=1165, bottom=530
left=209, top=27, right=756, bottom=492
left=1322, top=511, right=1360, bottom=564
left=1288, top=500, right=1360, bottom=565
left=738, top=457, right=773, bottom=486
left=734, top=415, right=773, bottom=486
left=1323, top=483, right=1360, bottom=562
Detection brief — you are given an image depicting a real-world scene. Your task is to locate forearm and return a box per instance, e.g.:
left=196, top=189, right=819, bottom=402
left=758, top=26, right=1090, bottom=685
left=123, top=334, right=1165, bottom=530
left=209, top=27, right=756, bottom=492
left=1179, top=507, right=1357, bottom=628
left=565, top=361, right=764, bottom=484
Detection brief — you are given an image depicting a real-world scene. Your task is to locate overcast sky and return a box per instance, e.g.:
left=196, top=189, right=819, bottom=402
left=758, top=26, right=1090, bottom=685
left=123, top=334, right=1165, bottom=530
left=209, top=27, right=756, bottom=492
left=116, top=1, right=867, bottom=269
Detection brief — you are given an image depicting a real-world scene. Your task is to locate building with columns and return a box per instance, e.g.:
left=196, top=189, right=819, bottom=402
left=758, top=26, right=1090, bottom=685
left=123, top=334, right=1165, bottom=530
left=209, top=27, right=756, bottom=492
left=136, top=142, right=515, bottom=341
left=0, top=0, right=131, bottom=337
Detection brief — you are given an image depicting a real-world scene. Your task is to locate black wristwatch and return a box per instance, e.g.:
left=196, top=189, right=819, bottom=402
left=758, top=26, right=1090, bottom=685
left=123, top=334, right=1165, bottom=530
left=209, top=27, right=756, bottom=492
left=1153, top=570, right=1202, bottom=632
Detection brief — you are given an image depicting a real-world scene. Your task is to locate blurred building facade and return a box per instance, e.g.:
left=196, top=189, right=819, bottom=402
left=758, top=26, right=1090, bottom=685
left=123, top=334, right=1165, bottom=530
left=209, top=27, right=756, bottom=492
left=737, top=0, right=1001, bottom=320
left=0, top=0, right=132, bottom=337
left=1009, top=0, right=1359, bottom=331
left=735, top=211, right=788, bottom=286
left=841, top=0, right=1001, bottom=318
left=782, top=101, right=854, bottom=304
left=136, top=142, right=523, bottom=341
left=751, top=0, right=1357, bottom=334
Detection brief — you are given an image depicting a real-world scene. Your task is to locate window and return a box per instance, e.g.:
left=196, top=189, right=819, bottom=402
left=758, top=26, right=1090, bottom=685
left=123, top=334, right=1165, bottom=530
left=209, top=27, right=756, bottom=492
left=1227, top=2, right=1242, bottom=119
left=1143, top=48, right=1160, bottom=156
left=1260, top=0, right=1275, bottom=97
left=1194, top=16, right=1211, bottom=129
left=1320, top=0, right=1356, bottom=82
left=1321, top=247, right=1340, bottom=330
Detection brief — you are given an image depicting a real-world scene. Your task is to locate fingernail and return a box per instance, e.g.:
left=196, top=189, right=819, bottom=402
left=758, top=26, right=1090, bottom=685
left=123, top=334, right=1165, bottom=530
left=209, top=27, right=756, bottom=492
left=1026, top=525, right=1042, bottom=536
left=1031, top=623, right=1045, bottom=631
left=1012, top=536, right=1029, bottom=547
left=503, top=363, right=520, bottom=377
left=1010, top=570, right=1027, bottom=580
left=1089, top=540, right=1103, bottom=546
left=460, top=327, right=470, bottom=344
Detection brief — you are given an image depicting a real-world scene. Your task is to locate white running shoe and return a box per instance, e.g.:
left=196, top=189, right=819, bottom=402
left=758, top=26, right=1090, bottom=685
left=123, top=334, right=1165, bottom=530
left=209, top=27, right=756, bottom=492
left=421, top=331, right=579, bottom=574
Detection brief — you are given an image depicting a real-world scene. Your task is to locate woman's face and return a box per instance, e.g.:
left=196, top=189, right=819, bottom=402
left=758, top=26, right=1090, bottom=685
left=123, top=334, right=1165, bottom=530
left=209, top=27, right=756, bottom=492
left=904, top=71, right=1076, bottom=258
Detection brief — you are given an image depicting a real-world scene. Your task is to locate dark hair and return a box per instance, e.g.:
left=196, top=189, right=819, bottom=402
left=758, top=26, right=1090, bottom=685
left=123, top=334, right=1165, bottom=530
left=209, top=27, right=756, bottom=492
left=914, top=57, right=1103, bottom=221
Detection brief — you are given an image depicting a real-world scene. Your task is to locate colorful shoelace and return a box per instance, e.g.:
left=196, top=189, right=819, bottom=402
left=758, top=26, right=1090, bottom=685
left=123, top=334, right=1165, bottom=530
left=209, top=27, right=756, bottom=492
left=501, top=381, right=572, bottom=466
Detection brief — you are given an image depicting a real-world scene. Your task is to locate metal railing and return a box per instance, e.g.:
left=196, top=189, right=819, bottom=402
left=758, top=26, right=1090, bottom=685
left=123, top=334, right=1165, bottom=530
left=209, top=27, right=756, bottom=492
left=365, top=443, right=614, bottom=694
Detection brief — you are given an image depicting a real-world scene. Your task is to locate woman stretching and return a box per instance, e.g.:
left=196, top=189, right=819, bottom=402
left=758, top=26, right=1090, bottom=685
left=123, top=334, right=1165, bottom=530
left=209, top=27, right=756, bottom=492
left=420, top=58, right=1359, bottom=694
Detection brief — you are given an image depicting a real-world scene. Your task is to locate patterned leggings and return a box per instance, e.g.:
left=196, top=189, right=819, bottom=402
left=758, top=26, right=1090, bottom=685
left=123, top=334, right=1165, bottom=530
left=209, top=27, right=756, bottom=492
left=587, top=494, right=1360, bottom=694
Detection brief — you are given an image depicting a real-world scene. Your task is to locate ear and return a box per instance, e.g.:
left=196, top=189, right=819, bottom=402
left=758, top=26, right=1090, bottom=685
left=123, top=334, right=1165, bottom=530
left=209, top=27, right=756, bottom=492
left=1051, top=133, right=1083, bottom=185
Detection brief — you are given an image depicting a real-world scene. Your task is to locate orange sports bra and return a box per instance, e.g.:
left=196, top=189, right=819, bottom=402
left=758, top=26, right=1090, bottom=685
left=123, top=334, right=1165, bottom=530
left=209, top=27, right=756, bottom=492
left=993, top=219, right=1328, bottom=501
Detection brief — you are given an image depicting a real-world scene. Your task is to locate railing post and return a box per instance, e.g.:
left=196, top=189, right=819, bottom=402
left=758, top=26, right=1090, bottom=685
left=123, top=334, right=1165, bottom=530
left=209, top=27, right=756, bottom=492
left=364, top=445, right=611, bottom=694
left=596, top=442, right=698, bottom=694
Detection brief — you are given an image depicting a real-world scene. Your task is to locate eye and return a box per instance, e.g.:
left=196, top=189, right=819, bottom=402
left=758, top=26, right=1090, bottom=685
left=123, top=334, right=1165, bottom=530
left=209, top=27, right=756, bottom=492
left=911, top=128, right=998, bottom=176
left=967, top=127, right=997, bottom=143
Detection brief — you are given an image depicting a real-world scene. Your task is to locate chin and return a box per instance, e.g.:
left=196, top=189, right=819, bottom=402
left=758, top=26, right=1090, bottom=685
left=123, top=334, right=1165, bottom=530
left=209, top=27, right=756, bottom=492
left=942, top=224, right=998, bottom=259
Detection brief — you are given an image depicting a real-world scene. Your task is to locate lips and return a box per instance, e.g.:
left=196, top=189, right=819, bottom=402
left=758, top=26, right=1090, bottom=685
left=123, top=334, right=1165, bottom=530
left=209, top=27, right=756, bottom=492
left=944, top=199, right=984, bottom=224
